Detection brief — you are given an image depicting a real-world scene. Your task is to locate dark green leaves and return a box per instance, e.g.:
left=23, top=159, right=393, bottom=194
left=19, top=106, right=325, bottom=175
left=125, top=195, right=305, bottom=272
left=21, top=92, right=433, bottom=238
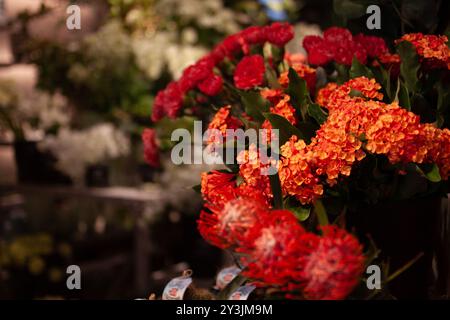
left=285, top=67, right=328, bottom=126
left=263, top=113, right=308, bottom=145
left=333, top=0, right=366, bottom=19
left=268, top=172, right=283, bottom=209
left=314, top=200, right=329, bottom=226
left=286, top=67, right=308, bottom=118
left=397, top=41, right=420, bottom=94
left=424, top=164, right=441, bottom=182
left=307, top=103, right=328, bottom=125
left=350, top=57, right=375, bottom=79
left=240, top=90, right=270, bottom=123
left=395, top=81, right=411, bottom=111
left=289, top=206, right=311, bottom=221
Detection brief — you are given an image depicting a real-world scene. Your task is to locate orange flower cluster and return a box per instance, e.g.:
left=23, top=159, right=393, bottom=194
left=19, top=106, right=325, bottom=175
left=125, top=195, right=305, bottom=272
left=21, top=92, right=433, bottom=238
left=206, top=105, right=243, bottom=147
left=279, top=77, right=450, bottom=204
left=279, top=137, right=324, bottom=204
left=237, top=144, right=274, bottom=201
left=396, top=33, right=450, bottom=70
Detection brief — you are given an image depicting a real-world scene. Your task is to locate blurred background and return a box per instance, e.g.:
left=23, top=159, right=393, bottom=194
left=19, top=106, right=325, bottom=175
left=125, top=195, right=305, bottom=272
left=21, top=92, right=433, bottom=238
left=0, top=0, right=448, bottom=299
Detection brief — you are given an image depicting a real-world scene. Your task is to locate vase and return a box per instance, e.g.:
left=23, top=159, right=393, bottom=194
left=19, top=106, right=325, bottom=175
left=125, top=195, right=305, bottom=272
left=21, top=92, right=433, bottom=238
left=13, top=140, right=72, bottom=185
left=347, top=196, right=448, bottom=299
left=85, top=164, right=109, bottom=187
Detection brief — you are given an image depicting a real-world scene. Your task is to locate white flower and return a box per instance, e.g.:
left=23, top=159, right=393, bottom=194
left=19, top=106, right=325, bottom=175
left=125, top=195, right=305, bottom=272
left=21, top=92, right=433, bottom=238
left=38, top=123, right=130, bottom=182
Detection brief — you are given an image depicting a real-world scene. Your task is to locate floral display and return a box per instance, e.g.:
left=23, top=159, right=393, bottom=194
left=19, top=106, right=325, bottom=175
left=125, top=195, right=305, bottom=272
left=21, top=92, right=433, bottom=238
left=145, top=20, right=450, bottom=300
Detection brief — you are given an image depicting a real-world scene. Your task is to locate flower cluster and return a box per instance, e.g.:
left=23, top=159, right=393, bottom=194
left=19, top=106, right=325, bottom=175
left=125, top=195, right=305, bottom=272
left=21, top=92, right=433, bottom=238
left=396, top=33, right=450, bottom=70
left=151, top=22, right=294, bottom=121
left=142, top=128, right=160, bottom=168
left=303, top=27, right=388, bottom=66
left=278, top=76, right=450, bottom=204
left=206, top=106, right=243, bottom=147
left=198, top=196, right=365, bottom=299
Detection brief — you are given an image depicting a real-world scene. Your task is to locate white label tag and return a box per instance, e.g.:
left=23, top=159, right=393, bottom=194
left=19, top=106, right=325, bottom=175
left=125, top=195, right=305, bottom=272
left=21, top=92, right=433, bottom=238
left=228, top=284, right=256, bottom=300
left=162, top=276, right=193, bottom=300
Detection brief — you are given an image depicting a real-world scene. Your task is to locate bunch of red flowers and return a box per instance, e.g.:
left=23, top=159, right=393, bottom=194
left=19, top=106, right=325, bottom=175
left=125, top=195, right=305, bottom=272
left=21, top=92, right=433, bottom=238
left=151, top=22, right=294, bottom=122
left=303, top=27, right=388, bottom=66
left=199, top=194, right=365, bottom=300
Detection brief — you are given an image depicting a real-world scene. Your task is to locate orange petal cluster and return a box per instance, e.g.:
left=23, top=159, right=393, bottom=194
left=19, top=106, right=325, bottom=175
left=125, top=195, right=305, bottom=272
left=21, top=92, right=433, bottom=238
left=279, top=77, right=450, bottom=204
left=396, top=33, right=450, bottom=70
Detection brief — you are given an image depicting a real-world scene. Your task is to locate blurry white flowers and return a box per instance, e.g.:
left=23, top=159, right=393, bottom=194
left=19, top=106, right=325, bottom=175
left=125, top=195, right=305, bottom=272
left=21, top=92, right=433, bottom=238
left=39, top=123, right=130, bottom=183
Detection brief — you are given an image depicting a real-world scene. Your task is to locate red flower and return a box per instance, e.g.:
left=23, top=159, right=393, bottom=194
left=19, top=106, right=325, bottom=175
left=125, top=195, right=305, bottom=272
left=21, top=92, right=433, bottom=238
left=303, top=36, right=333, bottom=66
left=304, top=28, right=377, bottom=66
left=354, top=34, right=388, bottom=58
left=151, top=90, right=166, bottom=122
left=142, top=128, right=160, bottom=167
left=221, top=34, right=243, bottom=57
left=179, top=57, right=214, bottom=92
left=200, top=170, right=238, bottom=208
left=163, top=81, right=184, bottom=119
left=298, top=226, right=365, bottom=300
left=151, top=82, right=184, bottom=121
left=234, top=55, right=266, bottom=89
left=198, top=197, right=269, bottom=249
left=238, top=209, right=306, bottom=286
left=197, top=74, right=223, bottom=96
left=323, top=27, right=353, bottom=44
left=266, top=22, right=294, bottom=47
left=240, top=26, right=267, bottom=45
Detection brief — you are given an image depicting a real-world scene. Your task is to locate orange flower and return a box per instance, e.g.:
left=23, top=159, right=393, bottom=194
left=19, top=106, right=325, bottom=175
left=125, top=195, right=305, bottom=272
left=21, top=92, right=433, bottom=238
left=278, top=77, right=450, bottom=203
left=206, top=106, right=243, bottom=147
left=237, top=144, right=274, bottom=201
left=396, top=33, right=450, bottom=70
left=278, top=63, right=317, bottom=93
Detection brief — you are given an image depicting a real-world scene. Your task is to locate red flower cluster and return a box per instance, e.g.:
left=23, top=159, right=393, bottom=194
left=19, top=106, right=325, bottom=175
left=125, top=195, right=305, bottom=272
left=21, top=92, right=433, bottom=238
left=142, top=128, right=160, bottom=167
left=303, top=27, right=388, bottom=66
left=152, top=23, right=294, bottom=121
left=197, top=193, right=365, bottom=299
left=234, top=55, right=266, bottom=89
left=396, top=33, right=450, bottom=70
left=297, top=226, right=365, bottom=300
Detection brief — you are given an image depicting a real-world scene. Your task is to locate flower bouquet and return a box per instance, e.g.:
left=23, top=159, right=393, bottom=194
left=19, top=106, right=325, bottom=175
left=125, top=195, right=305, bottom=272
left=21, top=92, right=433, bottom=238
left=144, top=23, right=450, bottom=299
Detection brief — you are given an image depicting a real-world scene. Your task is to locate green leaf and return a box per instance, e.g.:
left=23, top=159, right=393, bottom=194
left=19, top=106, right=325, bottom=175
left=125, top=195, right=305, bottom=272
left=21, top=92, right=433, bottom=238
left=425, top=164, right=441, bottom=182
left=307, top=103, right=328, bottom=125
left=240, top=91, right=270, bottom=123
left=333, top=0, right=366, bottom=19
left=397, top=41, right=420, bottom=93
left=349, top=57, right=374, bottom=79
left=289, top=206, right=311, bottom=221
left=265, top=63, right=282, bottom=89
left=314, top=199, right=329, bottom=226
left=396, top=82, right=411, bottom=111
left=415, top=164, right=441, bottom=183
left=268, top=173, right=283, bottom=209
left=335, top=63, right=349, bottom=84
left=263, top=113, right=307, bottom=145
left=286, top=67, right=308, bottom=118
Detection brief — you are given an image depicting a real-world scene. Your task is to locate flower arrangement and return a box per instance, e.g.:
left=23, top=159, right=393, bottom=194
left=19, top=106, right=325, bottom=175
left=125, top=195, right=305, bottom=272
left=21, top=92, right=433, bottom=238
left=144, top=23, right=450, bottom=299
